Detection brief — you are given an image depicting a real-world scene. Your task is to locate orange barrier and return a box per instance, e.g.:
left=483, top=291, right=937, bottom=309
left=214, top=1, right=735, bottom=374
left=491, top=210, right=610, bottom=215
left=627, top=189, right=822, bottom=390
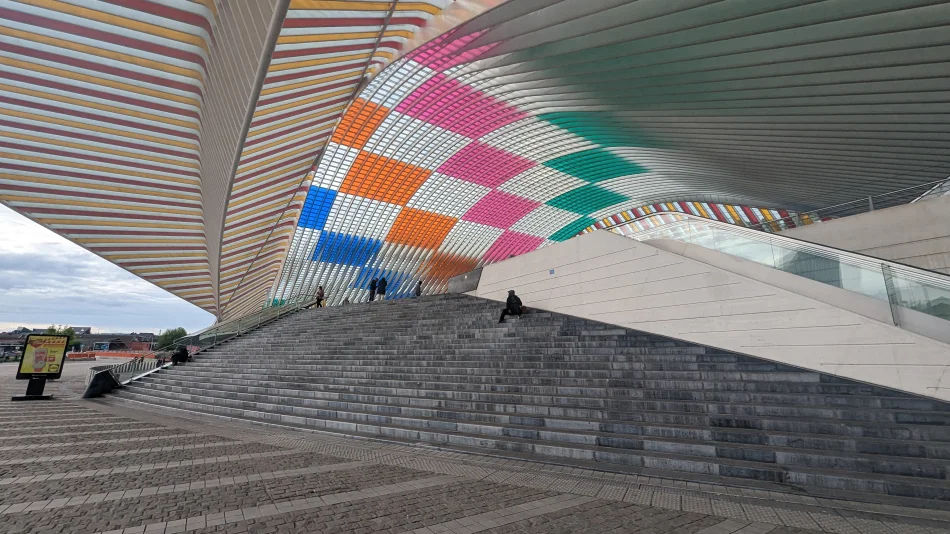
left=67, top=352, right=96, bottom=360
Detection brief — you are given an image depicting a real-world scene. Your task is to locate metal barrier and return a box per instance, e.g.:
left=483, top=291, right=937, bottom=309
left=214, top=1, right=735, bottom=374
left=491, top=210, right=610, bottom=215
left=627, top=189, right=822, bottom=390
left=82, top=294, right=320, bottom=398
left=168, top=294, right=319, bottom=355
left=742, top=179, right=950, bottom=233
left=85, top=357, right=157, bottom=387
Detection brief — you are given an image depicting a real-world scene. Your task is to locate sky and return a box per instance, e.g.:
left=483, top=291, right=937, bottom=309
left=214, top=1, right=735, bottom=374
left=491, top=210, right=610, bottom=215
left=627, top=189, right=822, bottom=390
left=0, top=204, right=215, bottom=334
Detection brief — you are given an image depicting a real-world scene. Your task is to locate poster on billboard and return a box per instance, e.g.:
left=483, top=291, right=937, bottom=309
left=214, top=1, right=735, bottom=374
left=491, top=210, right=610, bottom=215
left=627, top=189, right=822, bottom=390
left=16, top=335, right=69, bottom=380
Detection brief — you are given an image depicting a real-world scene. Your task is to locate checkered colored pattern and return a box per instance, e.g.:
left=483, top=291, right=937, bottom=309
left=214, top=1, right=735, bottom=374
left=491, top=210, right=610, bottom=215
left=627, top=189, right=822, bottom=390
left=583, top=203, right=804, bottom=234
left=274, top=31, right=667, bottom=303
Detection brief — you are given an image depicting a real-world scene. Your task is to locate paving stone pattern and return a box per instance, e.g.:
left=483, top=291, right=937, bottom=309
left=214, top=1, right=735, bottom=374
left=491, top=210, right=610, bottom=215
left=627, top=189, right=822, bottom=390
left=0, top=452, right=330, bottom=505
left=0, top=426, right=192, bottom=445
left=2, top=466, right=429, bottom=533
left=2, top=351, right=950, bottom=532
left=0, top=396, right=946, bottom=533
left=0, top=435, right=227, bottom=460
left=0, top=441, right=279, bottom=479
left=188, top=480, right=555, bottom=534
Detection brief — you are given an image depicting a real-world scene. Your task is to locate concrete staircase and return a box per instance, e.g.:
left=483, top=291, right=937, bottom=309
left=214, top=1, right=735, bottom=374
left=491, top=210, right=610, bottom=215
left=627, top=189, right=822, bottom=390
left=103, top=294, right=950, bottom=507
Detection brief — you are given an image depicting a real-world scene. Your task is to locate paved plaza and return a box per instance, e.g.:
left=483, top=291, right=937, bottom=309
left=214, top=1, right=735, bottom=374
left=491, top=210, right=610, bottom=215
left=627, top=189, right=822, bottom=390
left=0, top=362, right=948, bottom=534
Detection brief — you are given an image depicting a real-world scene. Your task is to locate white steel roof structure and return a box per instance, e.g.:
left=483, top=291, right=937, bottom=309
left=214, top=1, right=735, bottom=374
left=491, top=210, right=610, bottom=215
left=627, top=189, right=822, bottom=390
left=2, top=0, right=949, bottom=316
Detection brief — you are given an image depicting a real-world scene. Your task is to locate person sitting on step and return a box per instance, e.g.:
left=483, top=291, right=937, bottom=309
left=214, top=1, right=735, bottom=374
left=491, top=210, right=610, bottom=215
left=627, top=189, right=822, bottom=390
left=499, top=289, right=525, bottom=323
left=172, top=346, right=189, bottom=366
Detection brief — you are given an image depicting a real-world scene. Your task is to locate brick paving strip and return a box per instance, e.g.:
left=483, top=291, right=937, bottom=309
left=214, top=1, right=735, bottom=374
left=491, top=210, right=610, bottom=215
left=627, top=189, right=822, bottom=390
left=0, top=440, right=244, bottom=466
left=0, top=427, right=181, bottom=441
left=0, top=461, right=367, bottom=514
left=0, top=433, right=202, bottom=451
left=0, top=414, right=100, bottom=423
left=90, top=402, right=950, bottom=533
left=397, top=494, right=598, bottom=534
left=91, top=475, right=462, bottom=534
left=0, top=449, right=300, bottom=485
left=694, top=519, right=780, bottom=534
left=0, top=420, right=152, bottom=431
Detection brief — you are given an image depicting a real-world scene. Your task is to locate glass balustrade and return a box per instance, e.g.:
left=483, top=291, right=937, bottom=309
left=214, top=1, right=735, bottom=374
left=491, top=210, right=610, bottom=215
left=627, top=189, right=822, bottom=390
left=607, top=213, right=950, bottom=323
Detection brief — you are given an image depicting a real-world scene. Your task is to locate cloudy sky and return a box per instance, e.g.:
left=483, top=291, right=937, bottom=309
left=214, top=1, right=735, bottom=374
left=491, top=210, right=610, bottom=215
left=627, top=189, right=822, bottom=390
left=0, top=205, right=215, bottom=334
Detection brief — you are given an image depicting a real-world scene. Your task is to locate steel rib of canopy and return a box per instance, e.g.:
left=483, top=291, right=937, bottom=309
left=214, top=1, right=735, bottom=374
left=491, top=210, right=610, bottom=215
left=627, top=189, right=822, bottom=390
left=274, top=0, right=950, bottom=305
left=0, top=0, right=218, bottom=313
left=216, top=0, right=458, bottom=320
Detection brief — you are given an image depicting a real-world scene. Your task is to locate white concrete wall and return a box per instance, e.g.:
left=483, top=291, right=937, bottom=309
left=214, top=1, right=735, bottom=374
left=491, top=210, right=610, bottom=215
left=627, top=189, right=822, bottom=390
left=781, top=195, right=950, bottom=275
left=469, top=231, right=950, bottom=401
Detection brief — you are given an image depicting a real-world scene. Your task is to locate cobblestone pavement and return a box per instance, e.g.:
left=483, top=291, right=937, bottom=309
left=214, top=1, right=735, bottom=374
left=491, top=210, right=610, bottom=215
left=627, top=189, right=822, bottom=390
left=0, top=366, right=948, bottom=533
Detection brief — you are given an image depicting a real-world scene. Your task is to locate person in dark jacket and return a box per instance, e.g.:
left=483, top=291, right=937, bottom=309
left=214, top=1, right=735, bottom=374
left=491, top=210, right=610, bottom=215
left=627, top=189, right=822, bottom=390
left=414, top=280, right=422, bottom=297
left=369, top=278, right=378, bottom=302
left=316, top=286, right=325, bottom=307
left=377, top=277, right=388, bottom=300
left=499, top=290, right=524, bottom=323
left=172, top=346, right=189, bottom=365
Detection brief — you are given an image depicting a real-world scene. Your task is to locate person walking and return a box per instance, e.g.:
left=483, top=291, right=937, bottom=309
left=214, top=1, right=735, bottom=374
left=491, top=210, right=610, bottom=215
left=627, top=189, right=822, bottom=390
left=315, top=286, right=325, bottom=307
left=498, top=289, right=524, bottom=323
left=414, top=280, right=422, bottom=297
left=368, top=278, right=377, bottom=302
left=377, top=276, right=388, bottom=300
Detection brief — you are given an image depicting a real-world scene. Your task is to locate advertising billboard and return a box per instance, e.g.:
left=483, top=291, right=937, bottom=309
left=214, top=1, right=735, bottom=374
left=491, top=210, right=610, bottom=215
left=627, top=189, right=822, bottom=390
left=16, top=335, right=69, bottom=380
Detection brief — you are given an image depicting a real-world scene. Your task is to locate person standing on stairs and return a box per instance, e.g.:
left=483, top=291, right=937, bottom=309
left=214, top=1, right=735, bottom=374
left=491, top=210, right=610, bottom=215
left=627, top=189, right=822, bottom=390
left=316, top=286, right=325, bottom=307
left=414, top=280, right=423, bottom=297
left=499, top=289, right=524, bottom=323
left=369, top=278, right=378, bottom=302
left=377, top=276, right=388, bottom=301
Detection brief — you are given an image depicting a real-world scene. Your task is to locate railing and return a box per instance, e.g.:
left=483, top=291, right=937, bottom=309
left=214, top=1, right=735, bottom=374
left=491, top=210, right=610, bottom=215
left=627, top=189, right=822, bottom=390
left=914, top=179, right=950, bottom=202
left=85, top=356, right=159, bottom=387
left=742, top=179, right=949, bottom=233
left=605, top=212, right=950, bottom=325
left=168, top=294, right=318, bottom=355
left=82, top=295, right=319, bottom=398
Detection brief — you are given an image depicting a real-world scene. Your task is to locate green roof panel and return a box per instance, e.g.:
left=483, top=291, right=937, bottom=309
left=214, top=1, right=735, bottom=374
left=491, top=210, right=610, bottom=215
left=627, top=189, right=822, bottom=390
left=543, top=148, right=646, bottom=183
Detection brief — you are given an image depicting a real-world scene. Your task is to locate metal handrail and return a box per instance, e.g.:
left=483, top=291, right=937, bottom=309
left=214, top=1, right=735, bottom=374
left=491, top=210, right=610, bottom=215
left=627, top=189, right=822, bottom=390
left=741, top=178, right=949, bottom=233
left=85, top=356, right=157, bottom=387
left=602, top=212, right=950, bottom=324
left=82, top=295, right=320, bottom=398
left=166, top=294, right=319, bottom=356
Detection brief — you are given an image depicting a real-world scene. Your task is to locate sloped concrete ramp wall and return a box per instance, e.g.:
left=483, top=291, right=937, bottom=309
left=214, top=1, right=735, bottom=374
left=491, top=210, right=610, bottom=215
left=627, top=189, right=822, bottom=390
left=781, top=195, right=950, bottom=276
left=469, top=231, right=950, bottom=401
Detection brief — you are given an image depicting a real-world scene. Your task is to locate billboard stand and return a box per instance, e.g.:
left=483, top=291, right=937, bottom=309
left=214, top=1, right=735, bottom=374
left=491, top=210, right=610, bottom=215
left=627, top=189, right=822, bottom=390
left=12, top=377, right=51, bottom=401
left=11, top=334, right=68, bottom=401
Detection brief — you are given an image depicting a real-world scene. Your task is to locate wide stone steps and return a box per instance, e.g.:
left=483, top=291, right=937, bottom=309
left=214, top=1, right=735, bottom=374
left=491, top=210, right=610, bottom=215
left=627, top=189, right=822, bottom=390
left=107, top=293, right=950, bottom=507
left=110, top=388, right=950, bottom=504
left=192, top=358, right=782, bottom=372
left=122, top=382, right=949, bottom=481
left=145, top=370, right=928, bottom=408
left=141, top=371, right=941, bottom=410
left=127, top=377, right=950, bottom=460
left=176, top=366, right=824, bottom=385
left=141, top=370, right=950, bottom=441
left=141, top=369, right=948, bottom=429
left=123, top=375, right=950, bottom=461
